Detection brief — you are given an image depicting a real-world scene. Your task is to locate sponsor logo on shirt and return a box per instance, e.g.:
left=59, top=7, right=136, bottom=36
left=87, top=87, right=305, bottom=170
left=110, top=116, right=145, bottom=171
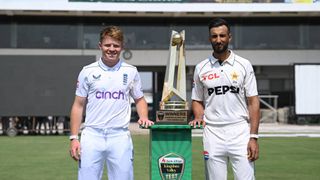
left=92, top=74, right=101, bottom=80
left=201, top=73, right=220, bottom=81
left=208, top=85, right=239, bottom=96
left=96, top=90, right=125, bottom=100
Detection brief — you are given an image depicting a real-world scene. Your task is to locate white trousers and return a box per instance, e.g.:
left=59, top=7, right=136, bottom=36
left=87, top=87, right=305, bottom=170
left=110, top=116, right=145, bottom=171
left=203, top=121, right=255, bottom=180
left=78, top=127, right=134, bottom=180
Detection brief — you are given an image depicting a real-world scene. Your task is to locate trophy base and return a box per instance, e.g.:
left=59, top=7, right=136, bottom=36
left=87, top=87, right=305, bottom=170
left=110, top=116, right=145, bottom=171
left=156, top=110, right=188, bottom=124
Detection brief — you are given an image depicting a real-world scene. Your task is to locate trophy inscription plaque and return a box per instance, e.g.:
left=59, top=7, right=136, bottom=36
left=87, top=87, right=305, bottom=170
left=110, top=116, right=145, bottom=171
left=156, top=30, right=188, bottom=124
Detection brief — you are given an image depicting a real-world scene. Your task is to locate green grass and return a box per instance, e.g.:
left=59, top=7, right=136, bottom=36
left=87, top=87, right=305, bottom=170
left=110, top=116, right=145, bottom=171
left=0, top=136, right=319, bottom=180
left=256, top=138, right=320, bottom=180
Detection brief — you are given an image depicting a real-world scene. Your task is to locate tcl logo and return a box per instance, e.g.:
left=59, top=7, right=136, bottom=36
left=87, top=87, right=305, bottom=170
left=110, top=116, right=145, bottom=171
left=201, top=73, right=220, bottom=81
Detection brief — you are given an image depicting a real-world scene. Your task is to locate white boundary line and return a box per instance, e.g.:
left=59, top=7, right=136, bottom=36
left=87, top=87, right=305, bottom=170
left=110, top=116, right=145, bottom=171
left=260, top=134, right=320, bottom=138
left=192, top=133, right=320, bottom=138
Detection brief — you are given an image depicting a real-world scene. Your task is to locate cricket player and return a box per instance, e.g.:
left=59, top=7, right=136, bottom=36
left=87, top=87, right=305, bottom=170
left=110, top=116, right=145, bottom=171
left=189, top=18, right=260, bottom=180
left=69, top=25, right=154, bottom=180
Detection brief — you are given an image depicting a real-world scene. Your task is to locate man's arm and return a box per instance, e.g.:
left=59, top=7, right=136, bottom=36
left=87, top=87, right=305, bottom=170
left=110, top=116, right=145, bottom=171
left=69, top=96, right=86, bottom=161
left=135, top=97, right=154, bottom=128
left=247, top=95, right=260, bottom=161
left=247, top=95, right=260, bottom=135
left=189, top=100, right=206, bottom=127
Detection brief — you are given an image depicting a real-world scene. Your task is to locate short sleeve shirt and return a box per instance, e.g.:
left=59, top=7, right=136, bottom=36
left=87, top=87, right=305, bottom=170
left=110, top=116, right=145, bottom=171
left=76, top=58, right=144, bottom=129
left=192, top=51, right=258, bottom=125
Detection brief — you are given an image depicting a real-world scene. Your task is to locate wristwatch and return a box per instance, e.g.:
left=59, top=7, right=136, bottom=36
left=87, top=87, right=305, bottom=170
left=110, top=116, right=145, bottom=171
left=250, top=134, right=259, bottom=139
left=69, top=135, right=79, bottom=141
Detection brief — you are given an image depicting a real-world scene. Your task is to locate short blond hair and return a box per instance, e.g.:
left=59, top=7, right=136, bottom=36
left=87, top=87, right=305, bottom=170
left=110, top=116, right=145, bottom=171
left=99, top=25, right=124, bottom=43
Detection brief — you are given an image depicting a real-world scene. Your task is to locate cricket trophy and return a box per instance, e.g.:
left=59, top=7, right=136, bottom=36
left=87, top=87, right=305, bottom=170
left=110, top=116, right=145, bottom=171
left=156, top=30, right=188, bottom=124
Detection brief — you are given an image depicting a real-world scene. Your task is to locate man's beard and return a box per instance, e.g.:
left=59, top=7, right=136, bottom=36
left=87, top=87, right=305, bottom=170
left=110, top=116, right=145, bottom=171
left=211, top=43, right=228, bottom=54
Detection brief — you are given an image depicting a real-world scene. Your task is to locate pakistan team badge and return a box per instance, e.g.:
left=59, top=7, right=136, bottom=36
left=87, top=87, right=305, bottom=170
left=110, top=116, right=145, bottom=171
left=158, top=153, right=185, bottom=180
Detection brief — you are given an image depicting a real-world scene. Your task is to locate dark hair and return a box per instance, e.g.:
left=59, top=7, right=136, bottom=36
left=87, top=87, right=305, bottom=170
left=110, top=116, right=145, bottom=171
left=99, top=25, right=124, bottom=43
left=208, top=18, right=230, bottom=33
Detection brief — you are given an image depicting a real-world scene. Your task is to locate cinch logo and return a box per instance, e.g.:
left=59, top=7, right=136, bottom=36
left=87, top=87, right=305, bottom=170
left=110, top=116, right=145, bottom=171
left=96, top=90, right=125, bottom=100
left=208, top=85, right=239, bottom=96
left=201, top=73, right=220, bottom=81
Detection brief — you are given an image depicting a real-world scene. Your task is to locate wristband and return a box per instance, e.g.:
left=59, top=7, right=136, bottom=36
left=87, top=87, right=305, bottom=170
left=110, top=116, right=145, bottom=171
left=69, top=135, right=79, bottom=141
left=250, top=134, right=259, bottom=139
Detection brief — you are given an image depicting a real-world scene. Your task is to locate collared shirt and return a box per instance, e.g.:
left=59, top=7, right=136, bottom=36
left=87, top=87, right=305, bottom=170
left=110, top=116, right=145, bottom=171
left=76, top=58, right=144, bottom=129
left=192, top=50, right=258, bottom=125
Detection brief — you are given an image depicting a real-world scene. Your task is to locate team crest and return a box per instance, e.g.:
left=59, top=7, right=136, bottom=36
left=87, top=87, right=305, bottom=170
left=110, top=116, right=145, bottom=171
left=230, top=71, right=239, bottom=84
left=230, top=71, right=239, bottom=81
left=123, top=73, right=128, bottom=85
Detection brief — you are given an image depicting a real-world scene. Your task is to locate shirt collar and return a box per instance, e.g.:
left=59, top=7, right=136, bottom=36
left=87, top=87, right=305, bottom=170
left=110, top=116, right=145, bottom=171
left=98, top=58, right=122, bottom=71
left=209, top=50, right=235, bottom=66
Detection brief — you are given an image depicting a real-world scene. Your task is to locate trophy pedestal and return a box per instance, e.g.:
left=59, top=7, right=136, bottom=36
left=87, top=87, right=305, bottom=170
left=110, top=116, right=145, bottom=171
left=149, top=124, right=192, bottom=180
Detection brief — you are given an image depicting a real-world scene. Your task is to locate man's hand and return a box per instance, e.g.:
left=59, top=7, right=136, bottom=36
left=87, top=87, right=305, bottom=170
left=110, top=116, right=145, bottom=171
left=138, top=118, right=154, bottom=128
left=189, top=118, right=206, bottom=128
left=247, top=139, right=259, bottom=162
left=69, top=140, right=81, bottom=161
